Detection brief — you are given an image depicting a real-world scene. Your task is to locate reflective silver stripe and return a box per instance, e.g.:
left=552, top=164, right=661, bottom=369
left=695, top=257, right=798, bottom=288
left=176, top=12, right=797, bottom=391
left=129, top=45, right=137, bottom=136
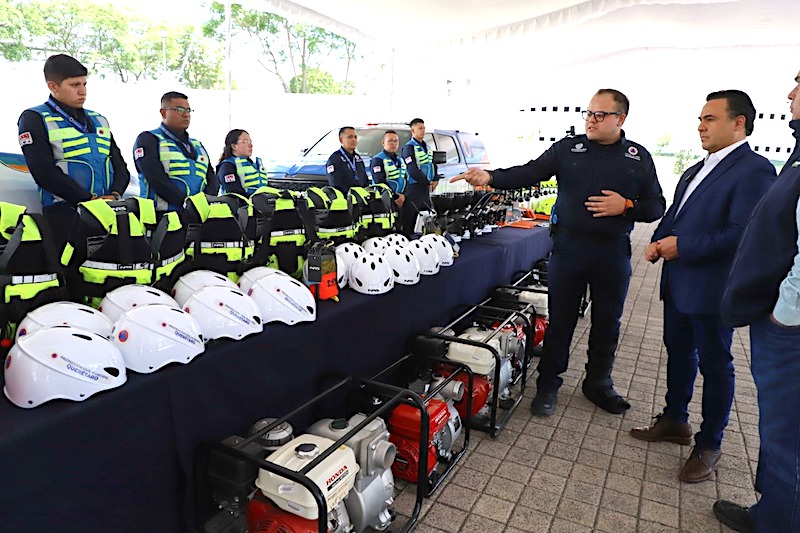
left=199, top=240, right=253, bottom=249
left=159, top=252, right=184, bottom=265
left=319, top=225, right=356, bottom=233
left=271, top=229, right=305, bottom=237
left=82, top=260, right=152, bottom=271
left=361, top=213, right=390, bottom=221
left=10, top=273, right=58, bottom=284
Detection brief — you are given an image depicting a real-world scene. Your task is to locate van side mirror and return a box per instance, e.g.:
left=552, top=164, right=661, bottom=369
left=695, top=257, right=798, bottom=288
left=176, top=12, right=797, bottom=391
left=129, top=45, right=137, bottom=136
left=432, top=151, right=447, bottom=165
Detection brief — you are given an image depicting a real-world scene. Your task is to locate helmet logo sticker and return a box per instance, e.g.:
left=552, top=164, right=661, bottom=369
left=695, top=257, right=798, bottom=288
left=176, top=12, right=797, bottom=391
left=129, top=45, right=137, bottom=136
left=5, top=355, right=11, bottom=369
left=118, top=330, right=129, bottom=343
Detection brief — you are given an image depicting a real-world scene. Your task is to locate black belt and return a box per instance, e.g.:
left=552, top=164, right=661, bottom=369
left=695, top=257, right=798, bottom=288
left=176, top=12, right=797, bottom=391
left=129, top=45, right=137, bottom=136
left=552, top=225, right=628, bottom=242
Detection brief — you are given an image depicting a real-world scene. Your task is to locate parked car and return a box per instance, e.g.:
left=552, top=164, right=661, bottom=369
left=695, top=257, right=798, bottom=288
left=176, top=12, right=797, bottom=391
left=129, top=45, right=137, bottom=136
left=268, top=123, right=490, bottom=192
left=0, top=152, right=141, bottom=212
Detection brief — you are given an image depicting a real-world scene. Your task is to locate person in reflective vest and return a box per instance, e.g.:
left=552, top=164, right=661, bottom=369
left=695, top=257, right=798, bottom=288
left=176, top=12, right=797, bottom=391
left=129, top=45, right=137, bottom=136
left=216, top=129, right=269, bottom=196
left=401, top=118, right=438, bottom=235
left=17, top=54, right=130, bottom=247
left=133, top=91, right=219, bottom=213
left=326, top=126, right=369, bottom=193
left=371, top=130, right=407, bottom=206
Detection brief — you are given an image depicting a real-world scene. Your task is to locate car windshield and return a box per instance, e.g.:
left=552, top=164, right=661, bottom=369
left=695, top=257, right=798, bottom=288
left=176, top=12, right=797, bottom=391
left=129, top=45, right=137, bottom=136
left=304, top=127, right=414, bottom=158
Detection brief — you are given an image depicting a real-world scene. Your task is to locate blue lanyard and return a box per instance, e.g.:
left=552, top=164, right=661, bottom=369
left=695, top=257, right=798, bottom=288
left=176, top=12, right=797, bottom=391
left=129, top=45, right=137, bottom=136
left=46, top=97, right=89, bottom=134
left=159, top=125, right=193, bottom=155
left=339, top=147, right=358, bottom=176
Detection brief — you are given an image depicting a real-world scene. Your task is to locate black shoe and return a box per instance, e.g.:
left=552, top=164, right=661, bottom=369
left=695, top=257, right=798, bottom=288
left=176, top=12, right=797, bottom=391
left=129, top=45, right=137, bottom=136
left=713, top=500, right=754, bottom=533
left=582, top=380, right=631, bottom=414
left=530, top=390, right=557, bottom=417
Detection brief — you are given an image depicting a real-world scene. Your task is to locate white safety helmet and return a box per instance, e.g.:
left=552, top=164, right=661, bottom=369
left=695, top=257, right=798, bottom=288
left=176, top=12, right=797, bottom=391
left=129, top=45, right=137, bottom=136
left=361, top=236, right=388, bottom=255
left=16, top=301, right=114, bottom=341
left=99, top=285, right=179, bottom=323
left=182, top=286, right=263, bottom=340
left=420, top=234, right=455, bottom=267
left=301, top=258, right=344, bottom=290
left=111, top=305, right=205, bottom=373
left=336, top=242, right=367, bottom=271
left=348, top=252, right=395, bottom=295
left=171, top=269, right=239, bottom=307
left=4, top=326, right=127, bottom=408
left=246, top=274, right=316, bottom=325
left=384, top=233, right=410, bottom=249
left=333, top=247, right=350, bottom=288
left=383, top=244, right=421, bottom=285
left=238, top=267, right=291, bottom=295
left=405, top=241, right=441, bottom=275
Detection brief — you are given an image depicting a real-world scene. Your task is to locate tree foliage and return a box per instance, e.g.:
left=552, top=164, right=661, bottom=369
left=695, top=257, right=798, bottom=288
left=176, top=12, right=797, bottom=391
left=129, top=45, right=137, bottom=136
left=204, top=2, right=358, bottom=94
left=0, top=0, right=224, bottom=89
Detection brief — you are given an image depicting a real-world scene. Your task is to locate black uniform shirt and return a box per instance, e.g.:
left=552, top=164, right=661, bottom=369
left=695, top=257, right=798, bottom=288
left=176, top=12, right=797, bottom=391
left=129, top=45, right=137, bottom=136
left=18, top=97, right=130, bottom=205
left=326, top=147, right=368, bottom=193
left=133, top=124, right=218, bottom=207
left=491, top=132, right=666, bottom=236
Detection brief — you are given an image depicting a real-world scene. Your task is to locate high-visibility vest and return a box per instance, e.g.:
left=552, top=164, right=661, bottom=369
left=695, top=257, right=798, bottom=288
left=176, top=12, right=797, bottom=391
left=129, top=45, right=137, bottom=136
left=61, top=199, right=156, bottom=307
left=183, top=193, right=255, bottom=282
left=29, top=103, right=114, bottom=206
left=222, top=156, right=269, bottom=195
left=140, top=127, right=210, bottom=211
left=0, top=201, right=67, bottom=342
left=404, top=138, right=434, bottom=184
left=372, top=151, right=407, bottom=194
left=250, top=187, right=316, bottom=278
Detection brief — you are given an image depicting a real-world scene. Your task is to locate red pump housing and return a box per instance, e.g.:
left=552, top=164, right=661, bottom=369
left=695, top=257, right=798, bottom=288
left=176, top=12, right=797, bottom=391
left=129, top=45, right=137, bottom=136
left=435, top=365, right=491, bottom=419
left=387, top=399, right=449, bottom=483
left=248, top=492, right=326, bottom=533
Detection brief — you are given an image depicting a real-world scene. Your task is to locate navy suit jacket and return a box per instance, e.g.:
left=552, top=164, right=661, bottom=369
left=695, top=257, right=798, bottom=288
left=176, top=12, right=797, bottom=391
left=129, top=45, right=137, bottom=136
left=652, top=142, right=776, bottom=315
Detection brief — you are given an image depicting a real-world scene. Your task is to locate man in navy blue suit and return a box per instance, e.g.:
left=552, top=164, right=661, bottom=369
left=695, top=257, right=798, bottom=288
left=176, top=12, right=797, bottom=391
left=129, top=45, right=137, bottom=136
left=630, top=90, right=776, bottom=483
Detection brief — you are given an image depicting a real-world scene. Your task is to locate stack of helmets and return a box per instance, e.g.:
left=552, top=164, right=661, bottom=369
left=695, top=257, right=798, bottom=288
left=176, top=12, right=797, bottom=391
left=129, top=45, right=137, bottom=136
left=238, top=266, right=291, bottom=293
left=419, top=234, right=455, bottom=267
left=242, top=268, right=316, bottom=325
left=171, top=269, right=240, bottom=307
left=382, top=244, right=421, bottom=285
left=383, top=233, right=409, bottom=249
left=335, top=242, right=365, bottom=289
left=405, top=240, right=441, bottom=275
left=348, top=252, right=394, bottom=295
left=4, top=325, right=127, bottom=408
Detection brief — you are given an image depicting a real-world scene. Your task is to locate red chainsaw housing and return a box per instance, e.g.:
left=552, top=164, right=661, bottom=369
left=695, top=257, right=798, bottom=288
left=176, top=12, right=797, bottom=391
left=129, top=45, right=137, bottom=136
left=387, top=399, right=449, bottom=483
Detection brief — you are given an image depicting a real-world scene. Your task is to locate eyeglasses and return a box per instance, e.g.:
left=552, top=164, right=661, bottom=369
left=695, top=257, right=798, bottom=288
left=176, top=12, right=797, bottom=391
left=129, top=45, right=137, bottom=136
left=581, top=110, right=622, bottom=121
left=235, top=140, right=253, bottom=145
left=163, top=106, right=193, bottom=114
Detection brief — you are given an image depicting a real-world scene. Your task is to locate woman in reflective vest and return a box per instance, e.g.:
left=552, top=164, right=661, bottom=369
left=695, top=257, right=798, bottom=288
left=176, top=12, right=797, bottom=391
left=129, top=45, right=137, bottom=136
left=216, top=129, right=269, bottom=196
left=27, top=100, right=114, bottom=207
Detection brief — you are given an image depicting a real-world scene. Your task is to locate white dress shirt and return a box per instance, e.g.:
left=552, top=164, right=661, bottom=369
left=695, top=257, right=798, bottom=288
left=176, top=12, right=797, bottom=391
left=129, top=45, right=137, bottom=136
left=676, top=139, right=747, bottom=213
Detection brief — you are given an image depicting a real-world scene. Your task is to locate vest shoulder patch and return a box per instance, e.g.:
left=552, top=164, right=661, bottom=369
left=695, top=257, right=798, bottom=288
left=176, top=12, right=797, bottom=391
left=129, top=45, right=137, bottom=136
left=18, top=132, right=32, bottom=146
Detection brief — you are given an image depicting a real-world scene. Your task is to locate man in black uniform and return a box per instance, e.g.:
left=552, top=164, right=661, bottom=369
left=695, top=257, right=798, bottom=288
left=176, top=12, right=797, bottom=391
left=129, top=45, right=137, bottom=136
left=326, top=126, right=368, bottom=193
left=454, top=89, right=666, bottom=416
left=18, top=54, right=130, bottom=246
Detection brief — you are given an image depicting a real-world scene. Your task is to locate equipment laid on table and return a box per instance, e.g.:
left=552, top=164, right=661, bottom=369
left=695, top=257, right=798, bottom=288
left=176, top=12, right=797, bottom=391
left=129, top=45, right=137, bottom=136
left=245, top=269, right=317, bottom=325
left=182, top=285, right=262, bottom=341
left=15, top=301, right=113, bottom=341
left=348, top=252, right=394, bottom=296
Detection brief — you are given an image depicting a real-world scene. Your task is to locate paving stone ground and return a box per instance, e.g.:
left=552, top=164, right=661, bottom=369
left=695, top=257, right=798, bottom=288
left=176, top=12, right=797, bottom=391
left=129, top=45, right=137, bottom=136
left=390, top=221, right=755, bottom=533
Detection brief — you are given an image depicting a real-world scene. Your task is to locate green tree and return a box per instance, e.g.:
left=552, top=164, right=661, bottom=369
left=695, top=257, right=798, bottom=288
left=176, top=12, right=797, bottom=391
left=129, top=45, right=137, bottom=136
left=289, top=68, right=346, bottom=94
left=673, top=149, right=699, bottom=175
left=204, top=2, right=357, bottom=94
left=656, top=133, right=672, bottom=155
left=177, top=28, right=225, bottom=90
left=0, top=0, right=32, bottom=60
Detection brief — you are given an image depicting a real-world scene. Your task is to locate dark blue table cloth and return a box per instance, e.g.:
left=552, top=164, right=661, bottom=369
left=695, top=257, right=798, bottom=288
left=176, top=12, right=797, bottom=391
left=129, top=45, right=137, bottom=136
left=0, top=226, right=551, bottom=532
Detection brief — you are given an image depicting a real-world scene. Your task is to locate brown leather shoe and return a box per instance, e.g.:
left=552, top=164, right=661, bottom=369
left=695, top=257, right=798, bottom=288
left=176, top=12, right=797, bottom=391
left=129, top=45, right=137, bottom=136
left=679, top=446, right=722, bottom=483
left=630, top=414, right=693, bottom=445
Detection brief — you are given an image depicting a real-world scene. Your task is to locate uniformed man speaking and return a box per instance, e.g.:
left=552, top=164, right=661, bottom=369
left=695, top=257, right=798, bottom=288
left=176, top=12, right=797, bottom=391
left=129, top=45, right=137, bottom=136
left=454, top=89, right=666, bottom=417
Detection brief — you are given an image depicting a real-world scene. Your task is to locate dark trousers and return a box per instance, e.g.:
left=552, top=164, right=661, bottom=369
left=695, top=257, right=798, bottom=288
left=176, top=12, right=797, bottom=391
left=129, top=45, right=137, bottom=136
left=749, top=316, right=800, bottom=532
left=662, top=296, right=734, bottom=450
left=536, top=233, right=631, bottom=392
